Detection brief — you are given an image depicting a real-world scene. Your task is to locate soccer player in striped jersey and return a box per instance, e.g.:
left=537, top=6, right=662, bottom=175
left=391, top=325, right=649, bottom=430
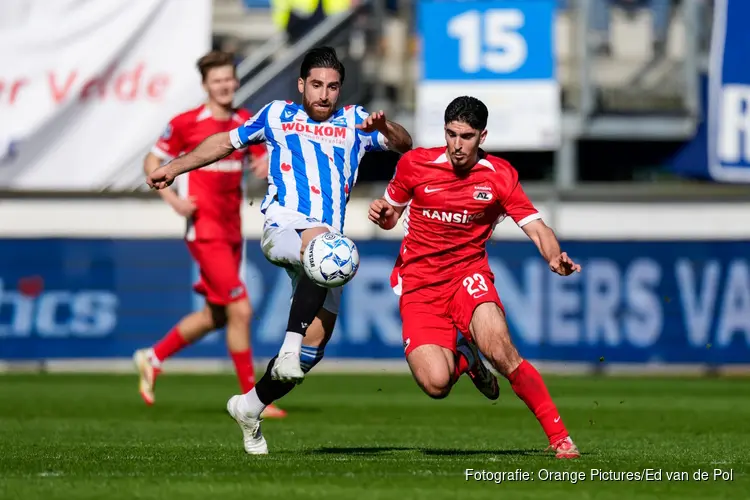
left=134, top=50, right=286, bottom=419
left=147, top=46, right=412, bottom=454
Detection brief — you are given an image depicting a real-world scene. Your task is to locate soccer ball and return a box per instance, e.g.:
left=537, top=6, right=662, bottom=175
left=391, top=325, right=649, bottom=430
left=303, top=232, right=360, bottom=288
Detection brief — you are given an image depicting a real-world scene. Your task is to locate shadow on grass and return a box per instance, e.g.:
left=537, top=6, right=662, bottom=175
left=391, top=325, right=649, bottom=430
left=310, top=446, right=549, bottom=457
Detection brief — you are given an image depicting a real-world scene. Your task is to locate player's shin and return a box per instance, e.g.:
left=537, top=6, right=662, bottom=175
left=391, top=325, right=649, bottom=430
left=506, top=359, right=568, bottom=445
left=239, top=347, right=325, bottom=418
left=279, top=274, right=329, bottom=355
left=151, top=307, right=217, bottom=364
left=226, top=300, right=255, bottom=393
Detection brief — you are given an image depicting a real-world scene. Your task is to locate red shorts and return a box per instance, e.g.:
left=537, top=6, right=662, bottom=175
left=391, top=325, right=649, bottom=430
left=399, top=269, right=504, bottom=357
left=186, top=240, right=247, bottom=306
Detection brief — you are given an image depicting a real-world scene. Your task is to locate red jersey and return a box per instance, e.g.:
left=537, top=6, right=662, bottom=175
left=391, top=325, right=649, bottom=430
left=152, top=104, right=266, bottom=242
left=385, top=147, right=541, bottom=295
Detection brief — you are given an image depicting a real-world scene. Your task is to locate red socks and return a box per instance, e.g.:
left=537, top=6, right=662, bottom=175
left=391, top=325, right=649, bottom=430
left=230, top=349, right=256, bottom=393
left=452, top=351, right=471, bottom=382
left=152, top=327, right=189, bottom=362
left=507, top=360, right=568, bottom=444
left=152, top=327, right=255, bottom=393
left=152, top=327, right=255, bottom=394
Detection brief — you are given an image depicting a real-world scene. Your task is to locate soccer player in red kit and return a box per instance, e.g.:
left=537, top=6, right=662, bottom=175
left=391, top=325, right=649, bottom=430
left=369, top=96, right=581, bottom=458
left=134, top=51, right=286, bottom=418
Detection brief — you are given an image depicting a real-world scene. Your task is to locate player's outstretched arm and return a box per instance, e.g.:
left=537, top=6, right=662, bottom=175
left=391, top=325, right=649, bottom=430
left=143, top=152, right=196, bottom=216
left=368, top=198, right=405, bottom=230
left=522, top=219, right=582, bottom=276
left=356, top=110, right=413, bottom=154
left=381, top=120, right=412, bottom=153
left=147, top=132, right=235, bottom=189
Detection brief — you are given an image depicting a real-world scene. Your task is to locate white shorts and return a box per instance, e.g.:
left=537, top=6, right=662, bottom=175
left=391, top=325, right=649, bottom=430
left=260, top=203, right=343, bottom=314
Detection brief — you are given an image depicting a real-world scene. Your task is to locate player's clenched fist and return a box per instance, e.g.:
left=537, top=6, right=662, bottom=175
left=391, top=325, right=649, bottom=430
left=369, top=198, right=398, bottom=230
left=548, top=252, right=582, bottom=276
left=147, top=166, right=176, bottom=190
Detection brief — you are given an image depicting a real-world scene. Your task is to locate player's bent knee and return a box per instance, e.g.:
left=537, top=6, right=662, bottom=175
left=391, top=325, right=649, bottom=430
left=226, top=298, right=252, bottom=326
left=420, top=377, right=452, bottom=399
left=412, top=366, right=453, bottom=399
left=406, top=345, right=454, bottom=398
left=299, top=227, right=330, bottom=259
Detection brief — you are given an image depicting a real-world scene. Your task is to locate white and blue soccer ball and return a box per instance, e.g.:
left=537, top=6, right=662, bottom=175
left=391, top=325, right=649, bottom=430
left=303, top=232, right=360, bottom=288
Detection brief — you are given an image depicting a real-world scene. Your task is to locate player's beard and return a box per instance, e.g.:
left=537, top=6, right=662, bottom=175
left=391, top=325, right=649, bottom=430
left=303, top=95, right=334, bottom=122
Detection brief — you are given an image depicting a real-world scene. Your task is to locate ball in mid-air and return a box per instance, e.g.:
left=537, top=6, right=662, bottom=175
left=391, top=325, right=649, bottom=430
left=303, top=232, right=360, bottom=288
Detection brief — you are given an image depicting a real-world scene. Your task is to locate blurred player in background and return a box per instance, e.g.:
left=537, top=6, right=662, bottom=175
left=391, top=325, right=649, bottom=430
left=134, top=50, right=286, bottom=419
left=147, top=46, right=412, bottom=454
left=369, top=96, right=581, bottom=459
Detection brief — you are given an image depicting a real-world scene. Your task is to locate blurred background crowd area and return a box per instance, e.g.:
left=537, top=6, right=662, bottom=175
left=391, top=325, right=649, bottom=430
left=0, top=0, right=735, bottom=195
left=212, top=0, right=717, bottom=188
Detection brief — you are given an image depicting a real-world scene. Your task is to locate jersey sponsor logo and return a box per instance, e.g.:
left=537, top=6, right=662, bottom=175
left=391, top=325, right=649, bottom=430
left=424, top=186, right=443, bottom=193
left=281, top=122, right=347, bottom=140
left=473, top=191, right=493, bottom=202
left=421, top=209, right=484, bottom=224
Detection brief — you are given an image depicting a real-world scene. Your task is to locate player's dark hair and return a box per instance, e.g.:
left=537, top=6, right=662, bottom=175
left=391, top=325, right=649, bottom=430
left=196, top=50, right=236, bottom=82
left=299, top=46, right=346, bottom=84
left=444, top=96, right=488, bottom=131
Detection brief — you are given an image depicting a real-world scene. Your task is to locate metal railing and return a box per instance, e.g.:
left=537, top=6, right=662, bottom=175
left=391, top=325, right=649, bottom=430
left=235, top=32, right=287, bottom=87
left=553, top=0, right=705, bottom=189
left=233, top=1, right=376, bottom=112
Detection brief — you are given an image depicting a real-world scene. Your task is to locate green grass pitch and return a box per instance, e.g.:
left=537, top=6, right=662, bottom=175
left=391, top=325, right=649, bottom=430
left=0, top=372, right=747, bottom=499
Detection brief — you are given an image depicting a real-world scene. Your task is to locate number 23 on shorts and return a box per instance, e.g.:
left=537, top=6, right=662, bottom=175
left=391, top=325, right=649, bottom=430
left=462, top=272, right=490, bottom=298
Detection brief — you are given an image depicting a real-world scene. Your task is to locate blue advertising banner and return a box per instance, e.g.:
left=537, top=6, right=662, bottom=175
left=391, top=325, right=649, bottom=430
left=415, top=0, right=560, bottom=150
left=707, top=0, right=750, bottom=182
left=0, top=238, right=749, bottom=364
left=671, top=0, right=750, bottom=182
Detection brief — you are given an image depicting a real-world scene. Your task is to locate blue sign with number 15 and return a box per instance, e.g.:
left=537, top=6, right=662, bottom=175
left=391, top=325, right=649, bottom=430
left=418, top=0, right=555, bottom=82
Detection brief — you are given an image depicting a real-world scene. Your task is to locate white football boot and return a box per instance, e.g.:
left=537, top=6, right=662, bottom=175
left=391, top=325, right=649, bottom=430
left=226, top=395, right=268, bottom=455
left=133, top=348, right=160, bottom=406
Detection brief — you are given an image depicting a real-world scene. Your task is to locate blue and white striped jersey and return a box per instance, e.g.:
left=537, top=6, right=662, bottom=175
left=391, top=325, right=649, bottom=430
left=229, top=100, right=388, bottom=231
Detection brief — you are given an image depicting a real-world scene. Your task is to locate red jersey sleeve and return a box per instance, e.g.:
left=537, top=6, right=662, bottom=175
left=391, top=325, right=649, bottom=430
left=500, top=165, right=542, bottom=227
left=249, top=144, right=267, bottom=159
left=152, top=117, right=185, bottom=161
left=384, top=152, right=414, bottom=207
